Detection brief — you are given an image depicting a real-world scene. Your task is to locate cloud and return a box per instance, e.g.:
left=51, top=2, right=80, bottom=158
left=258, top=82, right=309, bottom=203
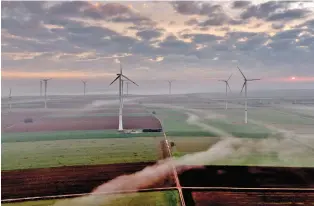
left=182, top=33, right=222, bottom=44
left=267, top=9, right=311, bottom=21
left=240, top=1, right=286, bottom=20
left=232, top=1, right=251, bottom=9
left=271, top=22, right=285, bottom=30
left=172, top=2, right=223, bottom=16
left=136, top=29, right=163, bottom=40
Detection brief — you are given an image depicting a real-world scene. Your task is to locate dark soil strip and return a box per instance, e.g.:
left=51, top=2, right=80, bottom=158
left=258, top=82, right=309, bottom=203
left=179, top=166, right=314, bottom=188
left=3, top=116, right=162, bottom=133
left=1, top=162, right=172, bottom=200
left=190, top=190, right=314, bottom=206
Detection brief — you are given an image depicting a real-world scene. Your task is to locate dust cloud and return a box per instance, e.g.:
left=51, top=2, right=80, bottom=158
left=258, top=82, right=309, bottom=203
left=53, top=137, right=247, bottom=206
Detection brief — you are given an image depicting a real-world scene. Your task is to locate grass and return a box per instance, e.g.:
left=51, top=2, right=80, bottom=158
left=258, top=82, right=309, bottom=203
left=2, top=137, right=163, bottom=170
left=2, top=191, right=180, bottom=206
left=145, top=107, right=205, bottom=133
left=1, top=130, right=163, bottom=143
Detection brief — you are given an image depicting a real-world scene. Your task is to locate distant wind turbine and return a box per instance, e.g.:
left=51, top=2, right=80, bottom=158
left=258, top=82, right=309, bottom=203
left=42, top=78, right=52, bottom=109
left=40, top=80, right=43, bottom=96
left=8, top=88, right=12, bottom=110
left=109, top=63, right=138, bottom=131
left=168, top=80, right=173, bottom=95
left=218, top=74, right=232, bottom=110
left=237, top=66, right=261, bottom=124
left=82, top=80, right=87, bottom=96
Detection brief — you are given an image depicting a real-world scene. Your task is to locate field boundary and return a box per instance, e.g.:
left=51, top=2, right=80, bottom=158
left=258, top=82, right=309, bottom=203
left=149, top=108, right=186, bottom=206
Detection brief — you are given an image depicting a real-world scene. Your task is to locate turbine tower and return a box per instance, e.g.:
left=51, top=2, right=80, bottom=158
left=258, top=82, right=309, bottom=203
left=40, top=80, right=43, bottom=96
left=126, top=81, right=130, bottom=96
left=109, top=63, right=138, bottom=131
left=82, top=80, right=87, bottom=96
left=168, top=80, right=173, bottom=95
left=8, top=88, right=12, bottom=111
left=218, top=74, right=232, bottom=110
left=237, top=66, right=261, bottom=124
left=42, top=78, right=52, bottom=109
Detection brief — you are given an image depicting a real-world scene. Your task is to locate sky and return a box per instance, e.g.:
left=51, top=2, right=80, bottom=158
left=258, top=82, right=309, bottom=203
left=1, top=1, right=314, bottom=96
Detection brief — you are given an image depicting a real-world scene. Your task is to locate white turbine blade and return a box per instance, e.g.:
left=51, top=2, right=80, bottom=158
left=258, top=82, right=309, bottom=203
left=120, top=63, right=123, bottom=74
left=237, top=66, right=246, bottom=80
left=122, top=75, right=139, bottom=86
left=227, top=73, right=233, bottom=81
left=240, top=82, right=246, bottom=94
left=109, top=75, right=121, bottom=85
left=9, top=88, right=12, bottom=96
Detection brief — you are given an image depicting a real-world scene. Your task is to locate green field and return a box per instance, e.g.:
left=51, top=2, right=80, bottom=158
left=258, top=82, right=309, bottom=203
left=2, top=137, right=163, bottom=170
left=168, top=136, right=314, bottom=167
left=2, top=191, right=180, bottom=206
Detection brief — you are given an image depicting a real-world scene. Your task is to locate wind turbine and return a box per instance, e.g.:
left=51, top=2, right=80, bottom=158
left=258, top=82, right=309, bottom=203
left=82, top=80, right=87, bottom=96
left=237, top=66, right=261, bottom=124
left=168, top=80, right=173, bottom=95
left=8, top=88, right=12, bottom=111
left=218, top=74, right=232, bottom=110
left=109, top=63, right=138, bottom=131
left=42, top=78, right=52, bottom=109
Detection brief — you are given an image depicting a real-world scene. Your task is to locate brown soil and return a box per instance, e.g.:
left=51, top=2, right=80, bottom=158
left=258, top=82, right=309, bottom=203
left=3, top=116, right=162, bottom=133
left=179, top=166, right=314, bottom=188
left=1, top=162, right=172, bottom=200
left=192, top=191, right=314, bottom=206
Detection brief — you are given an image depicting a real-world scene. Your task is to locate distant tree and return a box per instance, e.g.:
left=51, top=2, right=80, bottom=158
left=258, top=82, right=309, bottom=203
left=152, top=111, right=156, bottom=114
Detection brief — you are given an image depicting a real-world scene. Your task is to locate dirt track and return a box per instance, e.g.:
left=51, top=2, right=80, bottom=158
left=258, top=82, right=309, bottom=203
left=1, top=162, right=174, bottom=199
left=3, top=116, right=162, bottom=133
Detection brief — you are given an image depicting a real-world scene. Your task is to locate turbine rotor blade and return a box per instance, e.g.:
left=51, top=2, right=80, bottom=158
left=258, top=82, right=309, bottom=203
left=237, top=66, right=246, bottom=80
left=227, top=73, right=233, bottom=81
left=240, top=82, right=246, bottom=94
left=122, top=75, right=139, bottom=86
left=227, top=82, right=231, bottom=92
left=109, top=75, right=121, bottom=85
left=247, top=78, right=261, bottom=81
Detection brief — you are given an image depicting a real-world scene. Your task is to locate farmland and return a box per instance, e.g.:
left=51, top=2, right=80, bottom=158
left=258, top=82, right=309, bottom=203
left=2, top=93, right=314, bottom=205
left=2, top=138, right=162, bottom=170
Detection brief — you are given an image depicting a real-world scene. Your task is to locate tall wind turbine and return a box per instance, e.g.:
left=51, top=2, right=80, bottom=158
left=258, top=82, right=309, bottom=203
left=109, top=63, right=138, bottom=131
left=237, top=66, right=261, bottom=124
left=8, top=88, right=12, bottom=110
left=218, top=74, right=232, bottom=110
left=42, top=78, right=52, bottom=109
left=168, top=80, right=173, bottom=95
left=82, top=80, right=87, bottom=96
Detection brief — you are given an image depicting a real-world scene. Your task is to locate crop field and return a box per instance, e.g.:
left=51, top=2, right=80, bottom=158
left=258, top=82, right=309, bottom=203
left=2, top=137, right=163, bottom=170
left=2, top=190, right=180, bottom=206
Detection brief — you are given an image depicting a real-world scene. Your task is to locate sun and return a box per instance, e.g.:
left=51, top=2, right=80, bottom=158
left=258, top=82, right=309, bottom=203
left=291, top=76, right=296, bottom=80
